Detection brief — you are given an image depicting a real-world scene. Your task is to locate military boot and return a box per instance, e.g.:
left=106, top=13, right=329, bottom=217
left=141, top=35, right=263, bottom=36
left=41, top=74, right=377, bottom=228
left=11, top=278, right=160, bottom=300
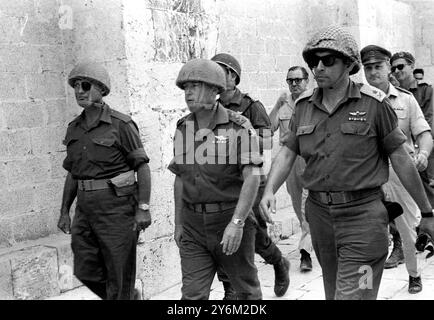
left=300, top=249, right=313, bottom=272
left=384, top=234, right=404, bottom=269
left=408, top=276, right=422, bottom=294
left=222, top=281, right=237, bottom=300
left=273, top=257, right=290, bottom=297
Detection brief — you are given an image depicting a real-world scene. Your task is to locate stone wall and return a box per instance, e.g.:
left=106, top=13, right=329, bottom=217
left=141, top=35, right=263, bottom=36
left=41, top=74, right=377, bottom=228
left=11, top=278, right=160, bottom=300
left=0, top=0, right=432, bottom=300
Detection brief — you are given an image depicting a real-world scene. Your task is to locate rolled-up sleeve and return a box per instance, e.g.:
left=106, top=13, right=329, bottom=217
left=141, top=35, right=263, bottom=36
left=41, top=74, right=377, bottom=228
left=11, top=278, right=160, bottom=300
left=119, top=121, right=149, bottom=169
left=281, top=115, right=300, bottom=154
left=377, top=99, right=406, bottom=155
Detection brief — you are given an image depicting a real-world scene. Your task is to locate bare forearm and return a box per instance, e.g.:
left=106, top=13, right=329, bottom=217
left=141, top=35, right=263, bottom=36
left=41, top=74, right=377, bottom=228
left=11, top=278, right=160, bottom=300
left=174, top=176, right=184, bottom=226
left=60, top=173, right=77, bottom=214
left=416, top=131, right=433, bottom=155
left=265, top=146, right=297, bottom=194
left=390, top=147, right=432, bottom=212
left=232, top=166, right=260, bottom=221
left=136, top=163, right=151, bottom=204
left=269, top=104, right=280, bottom=132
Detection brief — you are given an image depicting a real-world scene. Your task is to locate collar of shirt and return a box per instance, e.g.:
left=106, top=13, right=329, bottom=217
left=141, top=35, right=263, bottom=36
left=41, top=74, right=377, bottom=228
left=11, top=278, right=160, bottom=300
left=387, top=83, right=399, bottom=99
left=308, top=80, right=361, bottom=112
left=72, top=102, right=112, bottom=129
left=180, top=102, right=229, bottom=133
left=220, top=87, right=243, bottom=107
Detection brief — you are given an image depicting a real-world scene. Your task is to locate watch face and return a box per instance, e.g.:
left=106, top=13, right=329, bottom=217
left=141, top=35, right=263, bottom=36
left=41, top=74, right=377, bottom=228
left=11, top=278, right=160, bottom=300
left=233, top=219, right=242, bottom=225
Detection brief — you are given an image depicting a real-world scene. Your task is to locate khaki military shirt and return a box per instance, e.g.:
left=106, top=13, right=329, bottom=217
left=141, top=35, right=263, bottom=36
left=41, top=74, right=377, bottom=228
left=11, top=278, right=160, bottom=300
left=63, top=103, right=149, bottom=180
left=270, top=92, right=296, bottom=144
left=168, top=103, right=263, bottom=203
left=408, top=79, right=433, bottom=128
left=282, top=81, right=406, bottom=192
left=387, top=84, right=431, bottom=154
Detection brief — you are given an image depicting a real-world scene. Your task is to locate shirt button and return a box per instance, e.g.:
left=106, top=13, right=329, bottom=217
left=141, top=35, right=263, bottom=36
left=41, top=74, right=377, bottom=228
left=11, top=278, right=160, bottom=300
left=83, top=146, right=87, bottom=150
left=326, top=133, right=331, bottom=138
left=326, top=175, right=330, bottom=179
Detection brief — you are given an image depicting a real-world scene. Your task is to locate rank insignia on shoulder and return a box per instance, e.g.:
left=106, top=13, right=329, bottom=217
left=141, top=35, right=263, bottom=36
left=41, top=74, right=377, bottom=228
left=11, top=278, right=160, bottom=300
left=214, top=135, right=229, bottom=144
left=235, top=111, right=243, bottom=115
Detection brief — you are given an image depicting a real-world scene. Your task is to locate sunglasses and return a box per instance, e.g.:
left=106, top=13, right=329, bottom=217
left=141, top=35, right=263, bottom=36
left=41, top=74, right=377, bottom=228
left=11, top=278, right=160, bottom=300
left=391, top=64, right=408, bottom=73
left=307, top=54, right=340, bottom=69
left=286, top=78, right=306, bottom=85
left=74, top=81, right=92, bottom=91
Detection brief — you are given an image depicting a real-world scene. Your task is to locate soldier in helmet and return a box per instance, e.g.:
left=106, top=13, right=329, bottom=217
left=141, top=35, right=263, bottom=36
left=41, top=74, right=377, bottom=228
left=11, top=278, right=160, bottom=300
left=260, top=25, right=434, bottom=300
left=169, top=58, right=263, bottom=300
left=57, top=60, right=152, bottom=300
left=210, top=53, right=290, bottom=299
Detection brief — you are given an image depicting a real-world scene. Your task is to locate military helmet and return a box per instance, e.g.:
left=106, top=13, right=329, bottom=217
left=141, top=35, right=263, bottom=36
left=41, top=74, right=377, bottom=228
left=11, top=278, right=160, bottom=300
left=68, top=61, right=111, bottom=96
left=211, top=53, right=241, bottom=85
left=176, top=59, right=227, bottom=93
left=302, top=25, right=361, bottom=75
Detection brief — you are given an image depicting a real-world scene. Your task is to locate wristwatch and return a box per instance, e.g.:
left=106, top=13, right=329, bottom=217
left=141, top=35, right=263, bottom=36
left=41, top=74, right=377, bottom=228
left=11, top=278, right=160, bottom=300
left=232, top=218, right=245, bottom=227
left=138, top=203, right=150, bottom=211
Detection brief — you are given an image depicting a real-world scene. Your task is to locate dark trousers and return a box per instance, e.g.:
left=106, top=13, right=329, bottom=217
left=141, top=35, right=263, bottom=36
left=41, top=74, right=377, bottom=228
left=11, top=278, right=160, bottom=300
left=180, top=206, right=262, bottom=300
left=71, top=188, right=139, bottom=300
left=419, top=169, right=434, bottom=207
left=306, top=192, right=389, bottom=300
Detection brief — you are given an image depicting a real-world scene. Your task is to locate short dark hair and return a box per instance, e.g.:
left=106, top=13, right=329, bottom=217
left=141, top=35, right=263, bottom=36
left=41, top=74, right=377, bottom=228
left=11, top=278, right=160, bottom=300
left=413, top=68, right=424, bottom=75
left=287, top=66, right=309, bottom=79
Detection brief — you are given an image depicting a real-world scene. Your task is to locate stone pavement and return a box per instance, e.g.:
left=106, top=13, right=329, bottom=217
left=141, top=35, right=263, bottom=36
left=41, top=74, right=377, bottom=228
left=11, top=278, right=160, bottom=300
left=150, top=233, right=434, bottom=300
left=48, top=220, right=434, bottom=300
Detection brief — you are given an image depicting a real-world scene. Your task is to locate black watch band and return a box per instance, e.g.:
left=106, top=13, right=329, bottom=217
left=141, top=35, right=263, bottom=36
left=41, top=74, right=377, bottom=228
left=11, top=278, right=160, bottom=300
left=421, top=211, right=434, bottom=218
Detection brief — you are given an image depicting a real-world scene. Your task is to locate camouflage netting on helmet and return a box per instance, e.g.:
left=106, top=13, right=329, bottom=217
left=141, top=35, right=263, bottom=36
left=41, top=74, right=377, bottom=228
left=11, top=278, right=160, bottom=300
left=176, top=59, right=227, bottom=93
left=302, top=25, right=361, bottom=75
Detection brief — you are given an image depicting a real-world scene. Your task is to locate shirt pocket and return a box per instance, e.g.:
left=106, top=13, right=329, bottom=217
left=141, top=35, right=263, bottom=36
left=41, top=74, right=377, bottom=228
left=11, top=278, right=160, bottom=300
left=63, top=134, right=81, bottom=163
left=90, top=136, right=118, bottom=164
left=296, top=124, right=316, bottom=158
left=340, top=122, right=371, bottom=158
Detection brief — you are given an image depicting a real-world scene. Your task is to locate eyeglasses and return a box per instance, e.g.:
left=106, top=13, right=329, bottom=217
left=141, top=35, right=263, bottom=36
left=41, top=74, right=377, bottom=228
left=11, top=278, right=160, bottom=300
left=391, top=64, right=407, bottom=73
left=286, top=78, right=306, bottom=85
left=74, top=81, right=92, bottom=91
left=307, top=54, right=339, bottom=69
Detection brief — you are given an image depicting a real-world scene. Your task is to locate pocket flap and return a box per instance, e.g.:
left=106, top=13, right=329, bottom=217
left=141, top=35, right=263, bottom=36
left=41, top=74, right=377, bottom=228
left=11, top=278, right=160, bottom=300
left=92, top=137, right=115, bottom=147
left=340, top=123, right=370, bottom=135
left=109, top=170, right=136, bottom=187
left=296, top=124, right=316, bottom=136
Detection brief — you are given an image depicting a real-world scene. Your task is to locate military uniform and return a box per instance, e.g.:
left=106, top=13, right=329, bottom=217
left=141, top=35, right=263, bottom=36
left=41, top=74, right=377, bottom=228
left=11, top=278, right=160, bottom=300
left=63, top=103, right=149, bottom=300
left=381, top=84, right=431, bottom=281
left=270, top=92, right=311, bottom=255
left=282, top=81, right=407, bottom=299
left=218, top=88, right=282, bottom=265
left=168, top=103, right=263, bottom=300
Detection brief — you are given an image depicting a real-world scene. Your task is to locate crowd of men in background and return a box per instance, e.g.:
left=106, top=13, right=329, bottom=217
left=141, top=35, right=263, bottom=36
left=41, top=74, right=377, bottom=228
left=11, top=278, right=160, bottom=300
left=58, top=24, right=434, bottom=300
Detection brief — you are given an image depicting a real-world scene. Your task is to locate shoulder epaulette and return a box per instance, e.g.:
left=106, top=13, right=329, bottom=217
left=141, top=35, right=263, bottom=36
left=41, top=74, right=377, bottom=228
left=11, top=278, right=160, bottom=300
left=227, top=109, right=253, bottom=129
left=110, top=109, right=132, bottom=122
left=395, top=86, right=411, bottom=95
left=294, top=88, right=314, bottom=105
left=360, top=84, right=386, bottom=102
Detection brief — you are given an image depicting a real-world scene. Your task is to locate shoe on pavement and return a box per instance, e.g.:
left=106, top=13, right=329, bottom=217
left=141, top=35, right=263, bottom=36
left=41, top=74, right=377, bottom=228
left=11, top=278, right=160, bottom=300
left=273, top=257, right=290, bottom=297
left=300, top=250, right=313, bottom=272
left=408, top=276, right=422, bottom=294
left=384, top=245, right=404, bottom=269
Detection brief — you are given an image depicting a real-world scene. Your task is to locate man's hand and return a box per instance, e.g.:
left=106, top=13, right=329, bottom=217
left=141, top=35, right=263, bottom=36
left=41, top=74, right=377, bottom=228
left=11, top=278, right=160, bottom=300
left=259, top=190, right=276, bottom=224
left=133, top=208, right=152, bottom=232
left=220, top=223, right=244, bottom=255
left=414, top=151, right=429, bottom=172
left=174, top=225, right=183, bottom=247
left=276, top=92, right=288, bottom=108
left=418, top=216, right=434, bottom=241
left=58, top=212, right=71, bottom=234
